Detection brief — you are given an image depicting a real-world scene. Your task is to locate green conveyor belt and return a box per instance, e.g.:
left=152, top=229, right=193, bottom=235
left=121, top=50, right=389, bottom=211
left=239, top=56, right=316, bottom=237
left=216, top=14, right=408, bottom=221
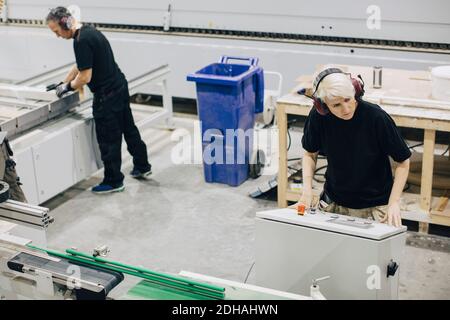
left=26, top=244, right=226, bottom=300
left=125, top=279, right=215, bottom=300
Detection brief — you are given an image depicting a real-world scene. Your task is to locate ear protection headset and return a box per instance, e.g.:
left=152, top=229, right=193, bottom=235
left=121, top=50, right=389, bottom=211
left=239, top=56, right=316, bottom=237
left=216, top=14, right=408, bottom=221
left=48, top=7, right=74, bottom=31
left=306, top=68, right=365, bottom=116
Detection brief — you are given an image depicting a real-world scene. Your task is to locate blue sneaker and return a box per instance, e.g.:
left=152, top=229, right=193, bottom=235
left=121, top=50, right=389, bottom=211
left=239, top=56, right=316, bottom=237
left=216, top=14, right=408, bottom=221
left=130, top=168, right=152, bottom=179
left=91, top=183, right=125, bottom=194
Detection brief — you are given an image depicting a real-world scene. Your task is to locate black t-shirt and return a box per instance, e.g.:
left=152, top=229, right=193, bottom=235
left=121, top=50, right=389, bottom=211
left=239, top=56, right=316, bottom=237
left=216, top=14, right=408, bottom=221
left=301, top=99, right=411, bottom=209
left=73, top=25, right=125, bottom=93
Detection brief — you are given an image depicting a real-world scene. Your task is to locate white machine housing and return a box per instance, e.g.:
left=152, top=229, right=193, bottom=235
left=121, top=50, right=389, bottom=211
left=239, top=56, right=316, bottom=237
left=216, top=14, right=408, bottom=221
left=255, top=208, right=407, bottom=300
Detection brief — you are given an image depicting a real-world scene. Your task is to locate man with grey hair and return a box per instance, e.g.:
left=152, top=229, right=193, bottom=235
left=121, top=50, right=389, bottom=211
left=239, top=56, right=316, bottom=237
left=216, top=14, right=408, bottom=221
left=297, top=67, right=411, bottom=227
left=45, top=6, right=152, bottom=194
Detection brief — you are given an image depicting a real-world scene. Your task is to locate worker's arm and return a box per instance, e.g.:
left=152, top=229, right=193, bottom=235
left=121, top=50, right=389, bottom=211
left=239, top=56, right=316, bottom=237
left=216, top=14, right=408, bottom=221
left=63, top=65, right=79, bottom=83
left=69, top=68, right=92, bottom=90
left=296, top=150, right=318, bottom=208
left=381, top=158, right=410, bottom=227
left=56, top=68, right=91, bottom=97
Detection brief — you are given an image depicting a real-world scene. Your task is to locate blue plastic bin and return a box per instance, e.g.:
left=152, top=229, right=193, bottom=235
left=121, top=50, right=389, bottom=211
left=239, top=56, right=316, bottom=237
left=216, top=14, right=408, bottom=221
left=187, top=56, right=264, bottom=186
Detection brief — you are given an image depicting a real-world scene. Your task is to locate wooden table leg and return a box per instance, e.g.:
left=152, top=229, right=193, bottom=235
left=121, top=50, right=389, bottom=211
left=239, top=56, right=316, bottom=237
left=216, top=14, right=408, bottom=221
left=420, top=129, right=436, bottom=212
left=277, top=104, right=288, bottom=208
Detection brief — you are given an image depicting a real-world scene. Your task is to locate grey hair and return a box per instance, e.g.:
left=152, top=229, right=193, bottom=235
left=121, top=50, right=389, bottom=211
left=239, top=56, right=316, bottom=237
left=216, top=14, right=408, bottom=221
left=314, top=68, right=355, bottom=101
left=46, top=6, right=71, bottom=23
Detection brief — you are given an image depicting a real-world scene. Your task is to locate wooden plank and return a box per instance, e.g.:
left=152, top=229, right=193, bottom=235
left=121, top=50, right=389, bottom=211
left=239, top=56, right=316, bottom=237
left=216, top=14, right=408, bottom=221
left=278, top=94, right=450, bottom=126
left=308, top=65, right=435, bottom=102
left=277, top=104, right=288, bottom=208
left=284, top=104, right=311, bottom=116
left=433, top=190, right=449, bottom=212
left=379, top=105, right=450, bottom=122
left=429, top=212, right=450, bottom=227
left=433, top=190, right=450, bottom=217
left=419, top=222, right=429, bottom=234
left=277, top=94, right=312, bottom=106
left=420, top=130, right=436, bottom=212
left=435, top=197, right=449, bottom=213
left=365, top=96, right=450, bottom=111
left=402, top=192, right=450, bottom=221
left=391, top=116, right=450, bottom=132
left=432, top=209, right=450, bottom=219
left=278, top=102, right=450, bottom=133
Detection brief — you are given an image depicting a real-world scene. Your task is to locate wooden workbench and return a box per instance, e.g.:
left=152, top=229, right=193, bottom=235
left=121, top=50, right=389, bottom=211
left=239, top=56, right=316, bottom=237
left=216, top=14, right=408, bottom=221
left=277, top=66, right=450, bottom=231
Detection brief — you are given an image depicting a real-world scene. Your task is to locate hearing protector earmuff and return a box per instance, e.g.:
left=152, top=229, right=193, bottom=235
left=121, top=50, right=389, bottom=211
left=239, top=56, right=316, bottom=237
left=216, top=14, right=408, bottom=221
left=48, top=7, right=74, bottom=31
left=301, top=68, right=365, bottom=116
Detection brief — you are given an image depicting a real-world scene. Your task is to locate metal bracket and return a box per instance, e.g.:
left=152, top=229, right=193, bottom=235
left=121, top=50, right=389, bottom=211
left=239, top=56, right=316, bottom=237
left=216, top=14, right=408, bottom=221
left=163, top=4, right=172, bottom=31
left=312, top=275, right=330, bottom=287
left=93, top=245, right=110, bottom=257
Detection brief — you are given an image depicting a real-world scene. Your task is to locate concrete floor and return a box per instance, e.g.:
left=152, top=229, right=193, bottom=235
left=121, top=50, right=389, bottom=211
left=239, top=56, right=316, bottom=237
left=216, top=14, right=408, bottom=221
left=42, top=113, right=450, bottom=300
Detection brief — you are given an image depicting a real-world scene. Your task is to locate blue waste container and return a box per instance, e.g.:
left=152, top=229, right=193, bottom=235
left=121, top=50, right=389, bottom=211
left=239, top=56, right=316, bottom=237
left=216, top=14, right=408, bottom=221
left=187, top=56, right=264, bottom=186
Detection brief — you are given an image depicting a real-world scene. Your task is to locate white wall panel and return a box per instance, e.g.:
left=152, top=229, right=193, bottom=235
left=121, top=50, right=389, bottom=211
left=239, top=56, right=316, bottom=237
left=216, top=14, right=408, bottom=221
left=4, top=0, right=450, bottom=43
left=1, top=26, right=450, bottom=99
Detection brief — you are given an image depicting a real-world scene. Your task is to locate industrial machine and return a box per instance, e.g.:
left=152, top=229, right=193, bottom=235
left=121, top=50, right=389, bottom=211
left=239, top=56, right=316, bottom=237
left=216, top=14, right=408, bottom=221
left=0, top=64, right=173, bottom=205
left=0, top=208, right=316, bottom=300
left=255, top=208, right=407, bottom=300
left=0, top=184, right=313, bottom=300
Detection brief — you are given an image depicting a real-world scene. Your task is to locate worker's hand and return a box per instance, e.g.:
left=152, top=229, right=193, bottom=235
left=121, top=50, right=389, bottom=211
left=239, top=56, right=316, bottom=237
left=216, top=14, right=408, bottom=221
left=289, top=192, right=313, bottom=209
left=381, top=201, right=403, bottom=227
left=299, top=191, right=313, bottom=208
left=46, top=82, right=63, bottom=92
left=55, top=82, right=73, bottom=98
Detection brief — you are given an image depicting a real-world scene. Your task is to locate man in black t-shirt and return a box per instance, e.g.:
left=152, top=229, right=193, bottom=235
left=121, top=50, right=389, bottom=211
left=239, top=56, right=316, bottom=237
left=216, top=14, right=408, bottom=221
left=46, top=7, right=152, bottom=194
left=297, top=67, right=411, bottom=227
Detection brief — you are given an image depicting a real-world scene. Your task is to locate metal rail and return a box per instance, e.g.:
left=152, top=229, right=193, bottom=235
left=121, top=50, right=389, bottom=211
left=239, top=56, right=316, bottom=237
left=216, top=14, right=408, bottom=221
left=0, top=199, right=51, bottom=228
left=27, top=244, right=226, bottom=300
left=2, top=19, right=449, bottom=54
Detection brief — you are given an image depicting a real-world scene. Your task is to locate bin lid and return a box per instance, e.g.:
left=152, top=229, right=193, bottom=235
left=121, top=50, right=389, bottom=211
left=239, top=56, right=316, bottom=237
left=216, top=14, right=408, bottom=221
left=187, top=63, right=261, bottom=86
left=256, top=208, right=407, bottom=240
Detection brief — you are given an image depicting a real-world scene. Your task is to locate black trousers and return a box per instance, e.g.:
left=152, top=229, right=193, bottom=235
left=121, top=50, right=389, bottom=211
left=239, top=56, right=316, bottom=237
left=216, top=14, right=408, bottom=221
left=93, top=83, right=150, bottom=186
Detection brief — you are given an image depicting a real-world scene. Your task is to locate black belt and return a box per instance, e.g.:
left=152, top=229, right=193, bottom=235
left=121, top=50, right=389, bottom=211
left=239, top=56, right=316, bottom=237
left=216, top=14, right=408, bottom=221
left=320, top=190, right=333, bottom=206
left=94, top=84, right=125, bottom=102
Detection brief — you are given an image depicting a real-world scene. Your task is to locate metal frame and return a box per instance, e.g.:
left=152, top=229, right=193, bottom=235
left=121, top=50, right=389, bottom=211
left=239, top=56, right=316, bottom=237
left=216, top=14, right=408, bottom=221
left=5, top=64, right=173, bottom=205
left=77, top=63, right=174, bottom=130
left=0, top=78, right=81, bottom=139
left=0, top=199, right=51, bottom=228
left=15, top=62, right=74, bottom=87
